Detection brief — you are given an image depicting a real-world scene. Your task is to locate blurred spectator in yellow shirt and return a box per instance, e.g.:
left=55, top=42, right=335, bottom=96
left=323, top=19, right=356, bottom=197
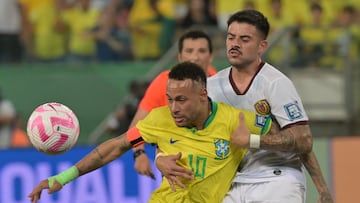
left=62, top=0, right=100, bottom=63
left=20, top=0, right=68, bottom=62
left=128, top=0, right=176, bottom=60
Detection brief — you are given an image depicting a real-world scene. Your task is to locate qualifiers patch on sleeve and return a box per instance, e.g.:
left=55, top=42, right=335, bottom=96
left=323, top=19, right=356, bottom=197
left=284, top=101, right=303, bottom=121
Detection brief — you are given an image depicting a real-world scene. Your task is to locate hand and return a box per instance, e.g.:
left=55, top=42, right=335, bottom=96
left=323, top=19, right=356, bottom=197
left=28, top=179, right=63, bottom=203
left=134, top=153, right=155, bottom=179
left=318, top=192, right=334, bottom=203
left=155, top=152, right=194, bottom=192
left=231, top=112, right=251, bottom=148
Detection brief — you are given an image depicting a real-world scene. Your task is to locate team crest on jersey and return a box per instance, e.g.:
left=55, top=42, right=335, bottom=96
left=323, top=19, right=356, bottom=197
left=254, top=99, right=271, bottom=115
left=284, top=101, right=303, bottom=121
left=214, top=139, right=230, bottom=160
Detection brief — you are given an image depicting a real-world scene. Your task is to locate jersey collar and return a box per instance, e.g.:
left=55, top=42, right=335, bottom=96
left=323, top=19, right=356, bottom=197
left=203, top=97, right=217, bottom=129
left=185, top=97, right=218, bottom=132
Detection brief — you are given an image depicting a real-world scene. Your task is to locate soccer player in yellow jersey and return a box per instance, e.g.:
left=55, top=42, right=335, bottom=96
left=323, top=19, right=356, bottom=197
left=28, top=62, right=272, bottom=203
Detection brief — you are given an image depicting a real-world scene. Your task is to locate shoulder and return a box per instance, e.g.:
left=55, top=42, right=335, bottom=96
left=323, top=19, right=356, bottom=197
left=215, top=102, right=239, bottom=115
left=145, top=106, right=172, bottom=123
left=148, top=70, right=170, bottom=87
left=208, top=67, right=231, bottom=82
left=154, top=70, right=170, bottom=81
left=258, top=63, right=294, bottom=85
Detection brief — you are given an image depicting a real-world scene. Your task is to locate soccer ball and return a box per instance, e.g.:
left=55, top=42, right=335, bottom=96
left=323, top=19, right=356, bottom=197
left=27, top=102, right=80, bottom=155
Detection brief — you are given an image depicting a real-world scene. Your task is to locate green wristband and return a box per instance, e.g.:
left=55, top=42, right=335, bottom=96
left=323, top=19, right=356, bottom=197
left=48, top=166, right=79, bottom=187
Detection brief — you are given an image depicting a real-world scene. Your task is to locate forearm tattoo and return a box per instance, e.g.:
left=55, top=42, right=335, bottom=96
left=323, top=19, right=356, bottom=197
left=76, top=148, right=105, bottom=175
left=76, top=135, right=132, bottom=176
left=95, top=148, right=104, bottom=160
left=261, top=124, right=312, bottom=153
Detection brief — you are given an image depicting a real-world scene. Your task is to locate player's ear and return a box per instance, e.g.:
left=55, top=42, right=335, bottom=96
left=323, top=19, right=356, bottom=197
left=258, top=40, right=268, bottom=55
left=200, top=87, right=208, bottom=100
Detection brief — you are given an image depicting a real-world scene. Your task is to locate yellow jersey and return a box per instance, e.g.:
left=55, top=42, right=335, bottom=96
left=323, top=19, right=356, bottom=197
left=127, top=101, right=271, bottom=203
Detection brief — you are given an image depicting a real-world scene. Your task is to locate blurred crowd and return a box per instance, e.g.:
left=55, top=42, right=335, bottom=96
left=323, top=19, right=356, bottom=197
left=0, top=0, right=359, bottom=65
left=0, top=88, right=29, bottom=149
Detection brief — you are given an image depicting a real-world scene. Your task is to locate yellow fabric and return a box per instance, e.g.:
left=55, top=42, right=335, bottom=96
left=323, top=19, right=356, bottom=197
left=216, top=0, right=261, bottom=13
left=128, top=0, right=175, bottom=59
left=349, top=25, right=360, bottom=60
left=19, top=0, right=53, bottom=14
left=259, top=1, right=296, bottom=32
left=292, top=0, right=337, bottom=27
left=22, top=0, right=66, bottom=59
left=62, top=6, right=100, bottom=56
left=137, top=102, right=271, bottom=203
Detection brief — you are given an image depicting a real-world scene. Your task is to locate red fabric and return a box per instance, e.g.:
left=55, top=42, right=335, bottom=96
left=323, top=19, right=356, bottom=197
left=126, top=127, right=144, bottom=147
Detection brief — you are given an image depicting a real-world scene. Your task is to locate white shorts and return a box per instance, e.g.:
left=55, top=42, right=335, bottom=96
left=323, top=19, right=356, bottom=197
left=222, top=180, right=306, bottom=203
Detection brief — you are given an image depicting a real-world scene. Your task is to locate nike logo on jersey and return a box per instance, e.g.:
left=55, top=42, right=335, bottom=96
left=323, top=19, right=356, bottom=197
left=170, top=138, right=179, bottom=144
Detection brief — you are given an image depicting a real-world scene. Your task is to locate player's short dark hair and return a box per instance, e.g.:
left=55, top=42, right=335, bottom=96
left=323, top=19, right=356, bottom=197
left=169, top=62, right=207, bottom=87
left=227, top=10, right=270, bottom=39
left=178, top=30, right=213, bottom=53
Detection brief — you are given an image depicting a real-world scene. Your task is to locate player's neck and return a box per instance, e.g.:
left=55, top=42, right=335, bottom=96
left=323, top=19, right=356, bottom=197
left=192, top=101, right=212, bottom=130
left=232, top=58, right=262, bottom=77
left=230, top=59, right=262, bottom=93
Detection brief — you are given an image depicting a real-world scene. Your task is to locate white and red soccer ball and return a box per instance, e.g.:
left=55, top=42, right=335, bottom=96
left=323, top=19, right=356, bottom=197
left=27, top=102, right=80, bottom=155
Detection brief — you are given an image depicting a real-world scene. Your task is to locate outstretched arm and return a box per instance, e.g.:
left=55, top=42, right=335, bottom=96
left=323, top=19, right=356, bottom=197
left=76, top=135, right=132, bottom=174
left=300, top=152, right=334, bottom=203
left=28, top=134, right=132, bottom=203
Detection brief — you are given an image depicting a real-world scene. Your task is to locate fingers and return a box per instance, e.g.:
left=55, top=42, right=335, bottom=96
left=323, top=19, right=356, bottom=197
left=170, top=152, right=194, bottom=178
left=139, top=169, right=156, bottom=180
left=168, top=166, right=194, bottom=180
left=28, top=190, right=41, bottom=203
left=143, top=169, right=156, bottom=180
left=238, top=112, right=245, bottom=126
left=134, top=154, right=155, bottom=179
left=166, top=177, right=176, bottom=192
left=165, top=175, right=187, bottom=192
left=157, top=154, right=194, bottom=180
left=28, top=180, right=48, bottom=203
left=171, top=176, right=186, bottom=189
left=174, top=152, right=182, bottom=160
left=149, top=173, right=156, bottom=180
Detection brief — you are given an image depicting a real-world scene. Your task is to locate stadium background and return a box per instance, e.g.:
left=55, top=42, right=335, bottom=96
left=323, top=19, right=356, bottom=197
left=1, top=0, right=360, bottom=202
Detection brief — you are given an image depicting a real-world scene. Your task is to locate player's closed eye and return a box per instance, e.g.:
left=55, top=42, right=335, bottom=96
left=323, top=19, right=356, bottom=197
left=174, top=97, right=187, bottom=103
left=240, top=36, right=250, bottom=42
